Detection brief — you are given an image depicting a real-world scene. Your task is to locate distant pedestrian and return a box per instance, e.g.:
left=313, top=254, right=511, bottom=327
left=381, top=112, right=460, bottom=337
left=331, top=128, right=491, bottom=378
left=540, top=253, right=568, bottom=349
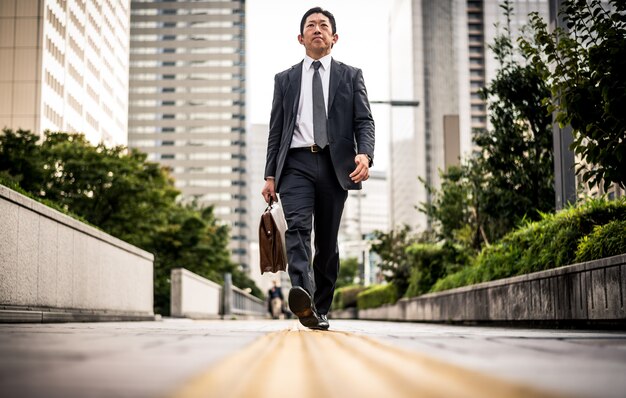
left=267, top=281, right=284, bottom=319
left=261, top=7, right=375, bottom=330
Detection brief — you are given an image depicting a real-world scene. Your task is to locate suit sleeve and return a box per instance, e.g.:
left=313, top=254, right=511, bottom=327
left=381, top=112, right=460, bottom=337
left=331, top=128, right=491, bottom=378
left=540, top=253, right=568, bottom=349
left=352, top=69, right=375, bottom=166
left=264, top=74, right=284, bottom=179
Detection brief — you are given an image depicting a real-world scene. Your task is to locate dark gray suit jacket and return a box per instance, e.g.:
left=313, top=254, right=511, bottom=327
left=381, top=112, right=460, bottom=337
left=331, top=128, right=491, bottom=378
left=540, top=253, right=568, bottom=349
left=264, top=59, right=375, bottom=192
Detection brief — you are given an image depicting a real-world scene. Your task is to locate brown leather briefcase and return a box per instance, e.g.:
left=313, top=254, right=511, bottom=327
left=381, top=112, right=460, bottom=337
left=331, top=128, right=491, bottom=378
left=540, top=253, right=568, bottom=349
left=259, top=200, right=287, bottom=274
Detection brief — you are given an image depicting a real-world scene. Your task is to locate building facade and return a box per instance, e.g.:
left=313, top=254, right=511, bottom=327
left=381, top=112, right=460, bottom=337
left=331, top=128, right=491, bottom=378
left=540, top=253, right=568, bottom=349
left=0, top=0, right=130, bottom=146
left=339, top=170, right=389, bottom=286
left=387, top=0, right=548, bottom=232
left=128, top=0, right=248, bottom=268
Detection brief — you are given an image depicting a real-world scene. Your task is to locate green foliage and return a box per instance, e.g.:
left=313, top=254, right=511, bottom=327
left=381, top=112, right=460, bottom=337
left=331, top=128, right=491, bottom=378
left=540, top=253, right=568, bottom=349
left=404, top=243, right=471, bottom=297
left=520, top=0, right=626, bottom=190
left=420, top=165, right=472, bottom=244
left=0, top=128, right=46, bottom=194
left=0, top=129, right=261, bottom=315
left=44, top=131, right=179, bottom=249
left=371, top=226, right=421, bottom=297
left=420, top=2, right=554, bottom=250
left=147, top=203, right=240, bottom=314
left=420, top=161, right=489, bottom=250
left=432, top=198, right=626, bottom=292
left=575, top=219, right=626, bottom=262
left=336, top=257, right=359, bottom=289
left=332, top=284, right=368, bottom=311
left=0, top=172, right=94, bottom=226
left=475, top=2, right=555, bottom=242
left=356, top=284, right=398, bottom=310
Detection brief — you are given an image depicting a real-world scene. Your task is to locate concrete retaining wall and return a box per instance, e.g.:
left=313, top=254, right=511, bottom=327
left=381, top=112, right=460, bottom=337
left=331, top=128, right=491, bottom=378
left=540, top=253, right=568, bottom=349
left=0, top=185, right=155, bottom=322
left=334, top=253, right=626, bottom=326
left=171, top=269, right=267, bottom=319
left=170, top=268, right=222, bottom=319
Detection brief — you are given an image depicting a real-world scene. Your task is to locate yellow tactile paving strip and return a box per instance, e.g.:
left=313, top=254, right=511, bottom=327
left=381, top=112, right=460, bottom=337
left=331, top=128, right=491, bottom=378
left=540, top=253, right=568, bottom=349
left=172, top=326, right=562, bottom=398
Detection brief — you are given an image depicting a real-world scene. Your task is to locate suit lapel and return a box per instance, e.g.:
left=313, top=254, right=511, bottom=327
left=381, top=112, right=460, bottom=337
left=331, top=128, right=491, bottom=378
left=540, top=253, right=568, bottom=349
left=328, top=59, right=343, bottom=112
left=287, top=61, right=302, bottom=116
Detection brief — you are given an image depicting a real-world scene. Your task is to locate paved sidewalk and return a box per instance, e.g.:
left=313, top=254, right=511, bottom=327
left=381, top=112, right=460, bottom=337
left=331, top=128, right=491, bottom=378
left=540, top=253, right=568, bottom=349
left=0, top=319, right=625, bottom=398
left=0, top=319, right=284, bottom=398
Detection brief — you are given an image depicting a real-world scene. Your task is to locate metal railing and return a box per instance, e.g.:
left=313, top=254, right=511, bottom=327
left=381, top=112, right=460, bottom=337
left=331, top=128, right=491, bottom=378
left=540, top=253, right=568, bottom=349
left=222, top=273, right=266, bottom=317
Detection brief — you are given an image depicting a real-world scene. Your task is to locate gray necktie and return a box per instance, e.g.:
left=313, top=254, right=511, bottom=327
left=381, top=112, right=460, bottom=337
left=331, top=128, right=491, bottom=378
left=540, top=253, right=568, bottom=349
left=312, top=61, right=328, bottom=149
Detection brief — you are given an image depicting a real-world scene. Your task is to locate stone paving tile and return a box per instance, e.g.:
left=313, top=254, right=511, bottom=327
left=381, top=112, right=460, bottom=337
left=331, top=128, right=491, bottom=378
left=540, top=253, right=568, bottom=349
left=329, top=320, right=626, bottom=398
left=0, top=320, right=291, bottom=398
left=1, top=319, right=626, bottom=398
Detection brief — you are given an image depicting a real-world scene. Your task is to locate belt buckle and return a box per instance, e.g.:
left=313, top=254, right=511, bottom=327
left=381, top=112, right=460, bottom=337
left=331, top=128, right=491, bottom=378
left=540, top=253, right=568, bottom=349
left=310, top=145, right=320, bottom=153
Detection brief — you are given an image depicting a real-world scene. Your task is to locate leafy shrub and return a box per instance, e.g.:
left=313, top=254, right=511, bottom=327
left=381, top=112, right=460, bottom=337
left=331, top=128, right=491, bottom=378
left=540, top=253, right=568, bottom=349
left=371, top=226, right=417, bottom=297
left=357, top=284, right=398, bottom=310
left=404, top=242, right=471, bottom=297
left=332, top=285, right=367, bottom=310
left=575, top=220, right=626, bottom=262
left=432, top=198, right=626, bottom=292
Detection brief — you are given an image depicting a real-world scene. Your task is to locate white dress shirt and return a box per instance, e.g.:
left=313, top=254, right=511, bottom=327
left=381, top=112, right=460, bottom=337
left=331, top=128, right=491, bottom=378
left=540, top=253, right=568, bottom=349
left=291, top=54, right=332, bottom=148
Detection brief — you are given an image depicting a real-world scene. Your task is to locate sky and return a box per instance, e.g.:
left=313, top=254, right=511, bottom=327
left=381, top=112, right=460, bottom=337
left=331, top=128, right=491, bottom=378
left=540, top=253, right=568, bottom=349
left=246, top=0, right=392, bottom=171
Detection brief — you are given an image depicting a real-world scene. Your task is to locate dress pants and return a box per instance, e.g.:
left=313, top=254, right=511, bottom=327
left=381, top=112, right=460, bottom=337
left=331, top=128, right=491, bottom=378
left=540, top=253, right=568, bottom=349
left=279, top=148, right=348, bottom=315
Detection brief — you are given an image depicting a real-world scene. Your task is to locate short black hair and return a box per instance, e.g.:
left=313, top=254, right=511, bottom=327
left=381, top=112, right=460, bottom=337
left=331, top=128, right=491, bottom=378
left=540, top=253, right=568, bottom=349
left=300, top=7, right=336, bottom=35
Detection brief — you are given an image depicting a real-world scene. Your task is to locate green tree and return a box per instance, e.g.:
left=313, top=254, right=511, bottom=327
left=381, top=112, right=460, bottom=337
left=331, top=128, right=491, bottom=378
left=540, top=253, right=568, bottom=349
left=475, top=2, right=555, bottom=241
left=420, top=1, right=554, bottom=248
left=0, top=129, right=261, bottom=314
left=419, top=160, right=488, bottom=250
left=0, top=128, right=46, bottom=194
left=336, top=257, right=359, bottom=289
left=148, top=203, right=260, bottom=314
left=520, top=0, right=626, bottom=190
left=371, top=226, right=419, bottom=297
left=39, top=131, right=179, bottom=248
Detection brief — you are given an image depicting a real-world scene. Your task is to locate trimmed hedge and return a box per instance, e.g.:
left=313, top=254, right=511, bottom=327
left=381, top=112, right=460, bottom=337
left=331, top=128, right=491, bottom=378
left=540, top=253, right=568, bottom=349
left=432, top=198, right=626, bottom=292
left=357, top=284, right=398, bottom=310
left=575, top=219, right=626, bottom=262
left=404, top=243, right=470, bottom=298
left=332, top=285, right=368, bottom=311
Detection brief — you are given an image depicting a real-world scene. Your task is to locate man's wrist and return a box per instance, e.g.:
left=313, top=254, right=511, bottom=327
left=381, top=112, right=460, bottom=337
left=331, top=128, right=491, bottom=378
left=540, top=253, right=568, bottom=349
left=358, top=154, right=372, bottom=166
left=265, top=176, right=275, bottom=181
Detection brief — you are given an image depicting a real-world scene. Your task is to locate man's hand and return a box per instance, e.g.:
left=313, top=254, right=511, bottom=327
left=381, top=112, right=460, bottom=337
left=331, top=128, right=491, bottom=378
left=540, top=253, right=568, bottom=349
left=262, top=178, right=278, bottom=204
left=349, top=154, right=370, bottom=183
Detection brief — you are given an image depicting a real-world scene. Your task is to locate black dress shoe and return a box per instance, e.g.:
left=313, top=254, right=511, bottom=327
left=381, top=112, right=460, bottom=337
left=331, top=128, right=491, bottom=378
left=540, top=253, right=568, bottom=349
left=288, top=287, right=319, bottom=329
left=317, top=314, right=329, bottom=330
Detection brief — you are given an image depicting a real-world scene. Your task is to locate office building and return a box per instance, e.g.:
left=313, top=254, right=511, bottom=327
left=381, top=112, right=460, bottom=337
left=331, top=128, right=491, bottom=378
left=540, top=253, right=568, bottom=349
left=0, top=0, right=130, bottom=146
left=340, top=170, right=389, bottom=285
left=128, top=0, right=248, bottom=268
left=388, top=0, right=548, bottom=231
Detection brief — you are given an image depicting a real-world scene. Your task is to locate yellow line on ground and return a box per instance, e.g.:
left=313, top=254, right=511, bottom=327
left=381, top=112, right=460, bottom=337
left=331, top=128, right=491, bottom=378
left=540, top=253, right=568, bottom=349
left=171, top=323, right=562, bottom=398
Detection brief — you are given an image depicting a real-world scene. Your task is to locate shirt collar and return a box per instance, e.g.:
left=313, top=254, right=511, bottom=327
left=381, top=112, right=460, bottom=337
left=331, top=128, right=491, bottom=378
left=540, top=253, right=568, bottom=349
left=304, top=54, right=332, bottom=71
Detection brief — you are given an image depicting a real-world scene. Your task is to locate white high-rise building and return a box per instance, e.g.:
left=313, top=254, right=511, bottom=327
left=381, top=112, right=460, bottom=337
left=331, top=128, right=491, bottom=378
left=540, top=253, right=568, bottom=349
left=128, top=0, right=248, bottom=268
left=388, top=0, right=548, bottom=231
left=340, top=170, right=389, bottom=285
left=0, top=0, right=130, bottom=146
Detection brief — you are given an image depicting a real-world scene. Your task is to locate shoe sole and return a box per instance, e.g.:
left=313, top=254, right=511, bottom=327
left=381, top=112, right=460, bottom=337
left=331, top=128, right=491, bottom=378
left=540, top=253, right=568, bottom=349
left=288, top=288, right=319, bottom=328
left=309, top=323, right=329, bottom=331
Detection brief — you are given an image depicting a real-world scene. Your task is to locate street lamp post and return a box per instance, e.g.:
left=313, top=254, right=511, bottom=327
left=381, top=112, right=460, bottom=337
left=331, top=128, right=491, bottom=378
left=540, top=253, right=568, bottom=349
left=371, top=100, right=420, bottom=107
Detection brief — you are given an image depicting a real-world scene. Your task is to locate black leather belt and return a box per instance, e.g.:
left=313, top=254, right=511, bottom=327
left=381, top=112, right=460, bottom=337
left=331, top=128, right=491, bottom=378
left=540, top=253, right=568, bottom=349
left=289, top=144, right=324, bottom=153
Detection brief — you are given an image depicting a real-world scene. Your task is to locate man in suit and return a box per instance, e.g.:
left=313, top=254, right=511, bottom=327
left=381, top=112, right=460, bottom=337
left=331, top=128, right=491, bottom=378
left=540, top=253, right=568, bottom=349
left=261, top=7, right=375, bottom=330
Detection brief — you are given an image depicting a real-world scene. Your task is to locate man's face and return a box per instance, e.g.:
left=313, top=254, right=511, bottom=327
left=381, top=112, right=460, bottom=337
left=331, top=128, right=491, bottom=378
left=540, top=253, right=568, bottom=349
left=298, top=13, right=338, bottom=57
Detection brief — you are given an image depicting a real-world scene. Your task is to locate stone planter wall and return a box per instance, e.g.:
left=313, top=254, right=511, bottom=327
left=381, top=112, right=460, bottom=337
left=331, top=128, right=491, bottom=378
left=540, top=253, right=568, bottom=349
left=331, top=253, right=626, bottom=327
left=0, top=185, right=155, bottom=322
